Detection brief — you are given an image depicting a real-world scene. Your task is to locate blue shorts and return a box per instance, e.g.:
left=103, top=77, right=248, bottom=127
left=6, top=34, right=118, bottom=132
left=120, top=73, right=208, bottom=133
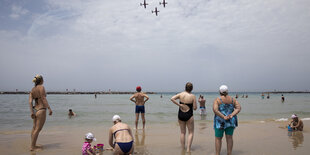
left=135, top=105, right=145, bottom=113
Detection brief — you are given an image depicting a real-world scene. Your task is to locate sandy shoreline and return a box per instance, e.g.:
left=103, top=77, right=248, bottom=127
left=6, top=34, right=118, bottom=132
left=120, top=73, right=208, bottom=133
left=0, top=120, right=309, bottom=155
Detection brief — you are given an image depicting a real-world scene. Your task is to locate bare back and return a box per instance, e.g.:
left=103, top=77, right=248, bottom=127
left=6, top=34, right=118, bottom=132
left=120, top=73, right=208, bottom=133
left=198, top=98, right=206, bottom=107
left=130, top=92, right=149, bottom=106
left=30, top=85, right=47, bottom=110
left=109, top=122, right=133, bottom=143
left=179, top=92, right=195, bottom=104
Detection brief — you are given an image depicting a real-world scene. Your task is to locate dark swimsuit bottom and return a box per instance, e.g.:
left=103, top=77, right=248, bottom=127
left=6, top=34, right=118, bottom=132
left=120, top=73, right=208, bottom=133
left=178, top=102, right=193, bottom=122
left=113, top=129, right=133, bottom=153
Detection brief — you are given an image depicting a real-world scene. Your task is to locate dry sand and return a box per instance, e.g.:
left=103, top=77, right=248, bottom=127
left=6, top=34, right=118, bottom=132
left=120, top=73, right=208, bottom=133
left=0, top=120, right=309, bottom=155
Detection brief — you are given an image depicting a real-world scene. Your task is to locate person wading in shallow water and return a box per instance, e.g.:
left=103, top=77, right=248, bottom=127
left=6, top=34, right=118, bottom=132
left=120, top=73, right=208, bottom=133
left=213, top=85, right=241, bottom=155
left=130, top=86, right=149, bottom=129
left=28, top=75, right=53, bottom=151
left=171, top=82, right=197, bottom=152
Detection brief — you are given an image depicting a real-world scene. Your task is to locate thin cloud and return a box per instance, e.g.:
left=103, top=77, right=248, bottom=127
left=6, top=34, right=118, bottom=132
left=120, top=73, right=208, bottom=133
left=9, top=5, right=29, bottom=19
left=0, top=0, right=310, bottom=91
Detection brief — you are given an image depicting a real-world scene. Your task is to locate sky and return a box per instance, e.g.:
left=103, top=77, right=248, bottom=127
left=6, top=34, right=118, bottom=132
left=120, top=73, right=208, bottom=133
left=0, top=0, right=310, bottom=92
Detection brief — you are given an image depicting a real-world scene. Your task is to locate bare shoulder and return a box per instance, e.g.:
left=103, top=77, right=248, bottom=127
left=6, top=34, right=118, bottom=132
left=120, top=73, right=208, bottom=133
left=125, top=123, right=130, bottom=129
left=213, top=98, right=220, bottom=104
left=191, top=94, right=196, bottom=98
left=37, top=85, right=45, bottom=91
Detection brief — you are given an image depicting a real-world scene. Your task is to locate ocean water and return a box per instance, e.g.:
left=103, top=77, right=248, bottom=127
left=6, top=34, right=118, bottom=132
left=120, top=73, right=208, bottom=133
left=1, top=92, right=310, bottom=131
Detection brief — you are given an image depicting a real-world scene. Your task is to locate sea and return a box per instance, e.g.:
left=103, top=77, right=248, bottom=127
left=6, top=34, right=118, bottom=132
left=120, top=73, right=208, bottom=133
left=1, top=92, right=310, bottom=131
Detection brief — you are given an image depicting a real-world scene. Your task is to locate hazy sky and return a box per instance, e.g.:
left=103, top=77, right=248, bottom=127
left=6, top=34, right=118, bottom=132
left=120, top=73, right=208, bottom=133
left=1, top=0, right=310, bottom=92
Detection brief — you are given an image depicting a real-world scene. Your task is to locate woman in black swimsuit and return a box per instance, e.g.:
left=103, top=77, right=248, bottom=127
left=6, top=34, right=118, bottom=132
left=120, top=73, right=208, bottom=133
left=171, top=82, right=197, bottom=152
left=28, top=75, right=53, bottom=151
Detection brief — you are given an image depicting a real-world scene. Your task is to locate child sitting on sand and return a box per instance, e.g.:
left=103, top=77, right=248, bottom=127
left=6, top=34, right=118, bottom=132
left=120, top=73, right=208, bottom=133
left=82, top=133, right=96, bottom=155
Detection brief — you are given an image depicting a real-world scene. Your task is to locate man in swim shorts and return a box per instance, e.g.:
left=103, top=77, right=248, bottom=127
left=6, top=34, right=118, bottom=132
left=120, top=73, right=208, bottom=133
left=198, top=95, right=206, bottom=115
left=130, top=86, right=149, bottom=129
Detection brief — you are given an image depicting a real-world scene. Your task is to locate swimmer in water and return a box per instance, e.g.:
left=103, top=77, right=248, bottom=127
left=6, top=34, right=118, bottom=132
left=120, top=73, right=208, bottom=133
left=281, top=94, right=285, bottom=102
left=68, top=109, right=76, bottom=118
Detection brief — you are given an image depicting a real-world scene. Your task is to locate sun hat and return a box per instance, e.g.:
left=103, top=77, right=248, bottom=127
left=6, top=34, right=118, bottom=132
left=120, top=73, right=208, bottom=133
left=112, top=115, right=121, bottom=122
left=291, top=114, right=298, bottom=119
left=85, top=132, right=96, bottom=141
left=136, top=86, right=142, bottom=92
left=219, top=85, right=228, bottom=93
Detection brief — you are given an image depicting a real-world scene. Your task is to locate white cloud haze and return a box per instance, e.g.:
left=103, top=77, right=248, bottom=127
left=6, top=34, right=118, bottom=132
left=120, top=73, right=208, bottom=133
left=0, top=0, right=310, bottom=92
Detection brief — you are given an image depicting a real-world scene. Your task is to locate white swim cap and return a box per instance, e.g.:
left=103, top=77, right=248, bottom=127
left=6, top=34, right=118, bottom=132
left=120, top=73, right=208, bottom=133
left=219, top=85, right=228, bottom=93
left=112, top=115, right=121, bottom=122
left=291, top=114, right=298, bottom=119
left=85, top=132, right=96, bottom=141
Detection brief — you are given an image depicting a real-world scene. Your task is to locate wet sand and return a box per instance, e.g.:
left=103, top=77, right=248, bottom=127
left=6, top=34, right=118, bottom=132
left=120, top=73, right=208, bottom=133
left=0, top=120, right=309, bottom=155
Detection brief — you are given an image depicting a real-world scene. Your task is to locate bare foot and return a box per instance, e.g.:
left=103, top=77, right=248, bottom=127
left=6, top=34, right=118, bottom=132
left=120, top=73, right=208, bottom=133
left=30, top=145, right=43, bottom=151
left=186, top=148, right=191, bottom=153
left=35, top=144, right=43, bottom=148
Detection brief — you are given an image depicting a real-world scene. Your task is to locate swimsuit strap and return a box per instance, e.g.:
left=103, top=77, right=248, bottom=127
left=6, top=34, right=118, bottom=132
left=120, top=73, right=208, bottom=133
left=219, top=97, right=233, bottom=105
left=180, top=101, right=193, bottom=105
left=113, top=129, right=129, bottom=138
left=219, top=98, right=224, bottom=104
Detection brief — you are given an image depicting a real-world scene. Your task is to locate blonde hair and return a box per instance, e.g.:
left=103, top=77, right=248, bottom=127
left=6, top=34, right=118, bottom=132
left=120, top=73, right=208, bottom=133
left=32, top=75, right=43, bottom=86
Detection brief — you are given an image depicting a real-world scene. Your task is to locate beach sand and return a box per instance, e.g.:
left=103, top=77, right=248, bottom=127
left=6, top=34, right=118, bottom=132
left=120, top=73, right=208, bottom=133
left=0, top=120, right=309, bottom=155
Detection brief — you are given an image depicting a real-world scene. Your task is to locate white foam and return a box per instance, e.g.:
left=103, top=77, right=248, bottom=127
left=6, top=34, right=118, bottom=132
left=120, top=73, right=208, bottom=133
left=259, top=121, right=265, bottom=123
left=275, top=118, right=288, bottom=122
left=301, top=118, right=310, bottom=121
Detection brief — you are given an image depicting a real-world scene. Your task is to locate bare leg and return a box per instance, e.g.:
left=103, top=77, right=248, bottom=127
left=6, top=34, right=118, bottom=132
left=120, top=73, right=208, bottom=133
left=135, top=113, right=139, bottom=129
left=215, top=137, right=223, bottom=155
left=141, top=113, right=146, bottom=129
left=30, top=116, right=36, bottom=150
left=186, top=116, right=194, bottom=152
left=31, top=109, right=46, bottom=151
left=226, top=135, right=233, bottom=155
left=178, top=120, right=186, bottom=150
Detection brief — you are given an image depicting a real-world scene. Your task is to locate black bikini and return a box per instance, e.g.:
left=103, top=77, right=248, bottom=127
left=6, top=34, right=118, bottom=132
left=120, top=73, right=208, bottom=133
left=178, top=102, right=193, bottom=122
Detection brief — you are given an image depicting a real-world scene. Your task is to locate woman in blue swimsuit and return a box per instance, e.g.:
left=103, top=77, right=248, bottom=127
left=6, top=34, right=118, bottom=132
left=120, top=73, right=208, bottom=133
left=171, top=82, right=197, bottom=152
left=213, top=85, right=241, bottom=155
left=109, top=115, right=134, bottom=155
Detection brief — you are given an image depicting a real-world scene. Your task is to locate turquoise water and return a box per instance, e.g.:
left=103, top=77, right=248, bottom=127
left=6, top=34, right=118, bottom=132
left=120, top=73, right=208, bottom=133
left=1, top=92, right=310, bottom=131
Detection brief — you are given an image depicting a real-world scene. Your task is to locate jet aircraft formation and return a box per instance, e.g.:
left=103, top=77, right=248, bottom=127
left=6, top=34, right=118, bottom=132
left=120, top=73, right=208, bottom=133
left=140, top=0, right=168, bottom=16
